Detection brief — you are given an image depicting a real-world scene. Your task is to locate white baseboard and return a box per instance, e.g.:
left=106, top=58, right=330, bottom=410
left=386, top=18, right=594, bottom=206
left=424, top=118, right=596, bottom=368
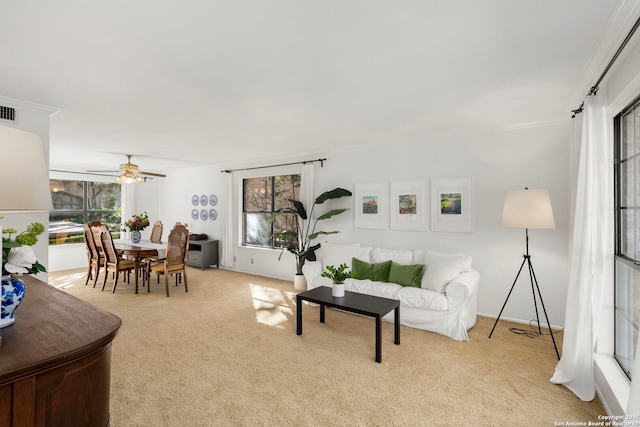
left=477, top=311, right=564, bottom=331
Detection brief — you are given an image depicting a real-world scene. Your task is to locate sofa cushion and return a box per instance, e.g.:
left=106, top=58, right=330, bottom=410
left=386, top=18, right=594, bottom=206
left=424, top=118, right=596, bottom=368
left=388, top=262, right=424, bottom=287
left=355, top=246, right=373, bottom=263
left=351, top=258, right=392, bottom=282
left=421, top=251, right=472, bottom=293
left=397, top=286, right=448, bottom=311
left=345, top=278, right=402, bottom=300
left=318, top=242, right=361, bottom=269
left=370, top=247, right=413, bottom=265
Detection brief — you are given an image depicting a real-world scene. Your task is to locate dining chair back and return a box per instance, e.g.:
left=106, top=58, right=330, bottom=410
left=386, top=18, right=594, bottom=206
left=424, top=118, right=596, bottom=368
left=91, top=224, right=104, bottom=252
left=98, top=225, right=135, bottom=293
left=149, top=223, right=190, bottom=297
left=83, top=223, right=103, bottom=287
left=150, top=220, right=163, bottom=243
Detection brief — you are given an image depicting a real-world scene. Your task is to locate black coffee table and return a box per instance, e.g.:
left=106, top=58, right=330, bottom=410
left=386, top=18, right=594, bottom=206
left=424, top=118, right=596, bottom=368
left=296, top=286, right=400, bottom=363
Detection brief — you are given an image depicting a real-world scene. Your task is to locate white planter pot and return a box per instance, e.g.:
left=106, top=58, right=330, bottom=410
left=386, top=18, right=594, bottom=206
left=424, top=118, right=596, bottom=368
left=293, top=274, right=307, bottom=291
left=332, top=283, right=345, bottom=298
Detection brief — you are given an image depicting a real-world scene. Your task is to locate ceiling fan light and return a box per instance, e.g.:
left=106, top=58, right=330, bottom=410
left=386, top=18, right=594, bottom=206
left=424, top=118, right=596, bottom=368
left=117, top=170, right=143, bottom=184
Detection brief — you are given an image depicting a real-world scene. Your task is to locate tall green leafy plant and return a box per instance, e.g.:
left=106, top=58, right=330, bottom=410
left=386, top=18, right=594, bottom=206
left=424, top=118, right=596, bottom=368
left=269, top=187, right=352, bottom=275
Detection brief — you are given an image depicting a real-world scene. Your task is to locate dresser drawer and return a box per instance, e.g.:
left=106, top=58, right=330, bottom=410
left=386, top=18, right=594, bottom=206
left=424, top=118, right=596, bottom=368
left=188, top=253, right=202, bottom=264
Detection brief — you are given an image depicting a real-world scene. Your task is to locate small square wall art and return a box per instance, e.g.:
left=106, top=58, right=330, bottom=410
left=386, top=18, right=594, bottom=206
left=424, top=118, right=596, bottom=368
left=354, top=182, right=387, bottom=229
left=430, top=177, right=473, bottom=232
left=390, top=180, right=426, bottom=231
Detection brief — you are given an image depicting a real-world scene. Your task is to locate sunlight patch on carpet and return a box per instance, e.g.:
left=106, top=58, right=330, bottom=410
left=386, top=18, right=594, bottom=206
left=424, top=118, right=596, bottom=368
left=47, top=271, right=88, bottom=289
left=249, top=283, right=293, bottom=328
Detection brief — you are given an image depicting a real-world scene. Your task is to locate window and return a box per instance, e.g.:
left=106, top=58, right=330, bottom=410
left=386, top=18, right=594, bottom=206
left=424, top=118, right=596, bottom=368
left=614, top=99, right=640, bottom=379
left=49, top=180, right=122, bottom=245
left=242, top=174, right=300, bottom=248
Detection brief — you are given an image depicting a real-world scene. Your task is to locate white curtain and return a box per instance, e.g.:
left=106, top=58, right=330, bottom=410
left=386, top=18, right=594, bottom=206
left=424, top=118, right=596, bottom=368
left=300, top=162, right=315, bottom=249
left=221, top=172, right=234, bottom=268
left=301, top=162, right=315, bottom=213
left=550, top=94, right=613, bottom=400
left=121, top=183, right=134, bottom=239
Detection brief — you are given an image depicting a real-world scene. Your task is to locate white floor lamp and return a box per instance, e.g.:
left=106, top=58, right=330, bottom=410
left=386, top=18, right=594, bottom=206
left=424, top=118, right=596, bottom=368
left=488, top=188, right=560, bottom=360
left=0, top=126, right=53, bottom=346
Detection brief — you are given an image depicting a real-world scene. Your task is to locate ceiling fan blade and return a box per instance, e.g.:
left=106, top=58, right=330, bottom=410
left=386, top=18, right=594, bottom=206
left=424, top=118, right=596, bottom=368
left=139, top=171, right=167, bottom=177
left=87, top=170, right=120, bottom=173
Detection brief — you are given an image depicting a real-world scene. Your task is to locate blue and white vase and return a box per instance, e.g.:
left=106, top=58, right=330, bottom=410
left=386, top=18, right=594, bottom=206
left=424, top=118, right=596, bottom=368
left=131, top=230, right=141, bottom=244
left=1, top=275, right=26, bottom=328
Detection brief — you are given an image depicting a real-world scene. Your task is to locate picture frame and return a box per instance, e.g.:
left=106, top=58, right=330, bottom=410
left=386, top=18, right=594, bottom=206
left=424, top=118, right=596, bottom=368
left=430, top=177, right=473, bottom=232
left=354, top=182, right=387, bottom=229
left=390, top=181, right=426, bottom=231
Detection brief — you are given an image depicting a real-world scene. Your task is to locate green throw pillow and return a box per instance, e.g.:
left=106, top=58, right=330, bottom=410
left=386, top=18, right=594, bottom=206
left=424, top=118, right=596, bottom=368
left=370, top=260, right=392, bottom=282
left=351, top=258, right=392, bottom=282
left=352, top=257, right=372, bottom=280
left=388, top=262, right=424, bottom=287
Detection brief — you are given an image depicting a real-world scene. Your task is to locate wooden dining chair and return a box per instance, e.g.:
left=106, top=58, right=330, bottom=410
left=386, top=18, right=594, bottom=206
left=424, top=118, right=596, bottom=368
left=98, top=225, right=135, bottom=293
left=149, top=224, right=190, bottom=297
left=83, top=223, right=103, bottom=287
left=150, top=220, right=163, bottom=243
left=138, top=220, right=164, bottom=284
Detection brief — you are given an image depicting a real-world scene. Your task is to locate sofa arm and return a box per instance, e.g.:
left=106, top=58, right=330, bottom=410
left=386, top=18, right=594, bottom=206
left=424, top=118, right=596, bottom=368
left=445, top=269, right=480, bottom=303
left=302, top=261, right=329, bottom=290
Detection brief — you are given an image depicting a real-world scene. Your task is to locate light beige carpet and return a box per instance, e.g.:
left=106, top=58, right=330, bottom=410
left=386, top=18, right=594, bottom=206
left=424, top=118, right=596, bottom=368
left=49, top=267, right=605, bottom=427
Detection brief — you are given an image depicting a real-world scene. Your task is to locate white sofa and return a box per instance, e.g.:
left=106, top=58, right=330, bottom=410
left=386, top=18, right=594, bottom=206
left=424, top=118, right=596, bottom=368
left=302, top=242, right=480, bottom=341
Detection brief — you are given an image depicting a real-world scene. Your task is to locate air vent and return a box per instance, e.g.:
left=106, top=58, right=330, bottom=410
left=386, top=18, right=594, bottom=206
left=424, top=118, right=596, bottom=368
left=0, top=105, right=16, bottom=121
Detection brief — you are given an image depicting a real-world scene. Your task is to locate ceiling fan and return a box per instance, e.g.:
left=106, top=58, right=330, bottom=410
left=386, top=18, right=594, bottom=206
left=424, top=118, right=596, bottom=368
left=89, top=154, right=167, bottom=184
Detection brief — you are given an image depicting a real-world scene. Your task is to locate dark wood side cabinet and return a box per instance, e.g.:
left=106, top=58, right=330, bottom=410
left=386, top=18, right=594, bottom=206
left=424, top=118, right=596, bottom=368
left=0, top=275, right=122, bottom=427
left=187, top=239, right=219, bottom=270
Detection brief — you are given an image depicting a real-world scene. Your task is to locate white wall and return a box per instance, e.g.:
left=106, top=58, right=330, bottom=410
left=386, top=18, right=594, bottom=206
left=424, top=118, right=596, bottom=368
left=160, top=122, right=572, bottom=326
left=316, top=123, right=571, bottom=326
left=160, top=164, right=226, bottom=260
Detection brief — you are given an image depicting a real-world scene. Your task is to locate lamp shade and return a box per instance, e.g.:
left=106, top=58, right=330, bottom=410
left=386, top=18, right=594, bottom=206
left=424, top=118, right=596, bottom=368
left=0, top=126, right=53, bottom=212
left=502, top=189, right=555, bottom=229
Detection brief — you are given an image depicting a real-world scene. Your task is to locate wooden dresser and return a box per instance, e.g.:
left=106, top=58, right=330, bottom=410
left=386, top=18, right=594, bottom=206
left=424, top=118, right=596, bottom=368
left=0, top=275, right=121, bottom=427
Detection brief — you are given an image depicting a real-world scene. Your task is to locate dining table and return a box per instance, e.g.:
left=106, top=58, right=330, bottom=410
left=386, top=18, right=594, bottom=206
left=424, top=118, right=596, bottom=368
left=113, top=239, right=167, bottom=294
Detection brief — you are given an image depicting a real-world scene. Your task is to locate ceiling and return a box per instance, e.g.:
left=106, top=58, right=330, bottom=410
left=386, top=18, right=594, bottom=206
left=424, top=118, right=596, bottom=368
left=0, top=1, right=626, bottom=176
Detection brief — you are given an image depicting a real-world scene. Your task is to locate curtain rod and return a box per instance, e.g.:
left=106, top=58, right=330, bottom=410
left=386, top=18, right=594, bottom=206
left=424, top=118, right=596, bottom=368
left=572, top=14, right=640, bottom=118
left=221, top=158, right=326, bottom=173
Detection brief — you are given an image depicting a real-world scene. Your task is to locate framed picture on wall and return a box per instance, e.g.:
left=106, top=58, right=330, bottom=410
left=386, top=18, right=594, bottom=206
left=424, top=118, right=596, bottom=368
left=430, top=177, right=473, bottom=232
left=390, top=181, right=427, bottom=231
left=354, top=182, right=387, bottom=229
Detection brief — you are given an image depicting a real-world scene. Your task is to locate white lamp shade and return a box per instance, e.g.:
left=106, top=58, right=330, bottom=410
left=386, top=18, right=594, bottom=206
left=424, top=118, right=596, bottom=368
left=502, top=189, right=555, bottom=229
left=0, top=126, right=53, bottom=212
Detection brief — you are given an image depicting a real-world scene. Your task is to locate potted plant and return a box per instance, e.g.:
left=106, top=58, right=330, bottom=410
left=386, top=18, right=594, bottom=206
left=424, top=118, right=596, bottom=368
left=269, top=187, right=352, bottom=290
left=322, top=263, right=352, bottom=297
left=1, top=218, right=46, bottom=327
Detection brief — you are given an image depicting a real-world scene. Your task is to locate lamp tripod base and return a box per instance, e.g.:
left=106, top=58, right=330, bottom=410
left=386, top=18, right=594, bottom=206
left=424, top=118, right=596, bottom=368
left=488, top=252, right=560, bottom=360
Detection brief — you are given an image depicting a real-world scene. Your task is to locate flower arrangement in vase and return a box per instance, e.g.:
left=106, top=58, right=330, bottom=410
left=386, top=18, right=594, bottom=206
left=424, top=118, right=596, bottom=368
left=1, top=217, right=46, bottom=328
left=124, top=212, right=149, bottom=243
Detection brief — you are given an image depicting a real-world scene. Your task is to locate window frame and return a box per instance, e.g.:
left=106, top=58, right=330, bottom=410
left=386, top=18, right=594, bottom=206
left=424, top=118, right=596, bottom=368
left=613, top=95, right=640, bottom=380
left=49, top=179, right=122, bottom=245
left=241, top=174, right=300, bottom=249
